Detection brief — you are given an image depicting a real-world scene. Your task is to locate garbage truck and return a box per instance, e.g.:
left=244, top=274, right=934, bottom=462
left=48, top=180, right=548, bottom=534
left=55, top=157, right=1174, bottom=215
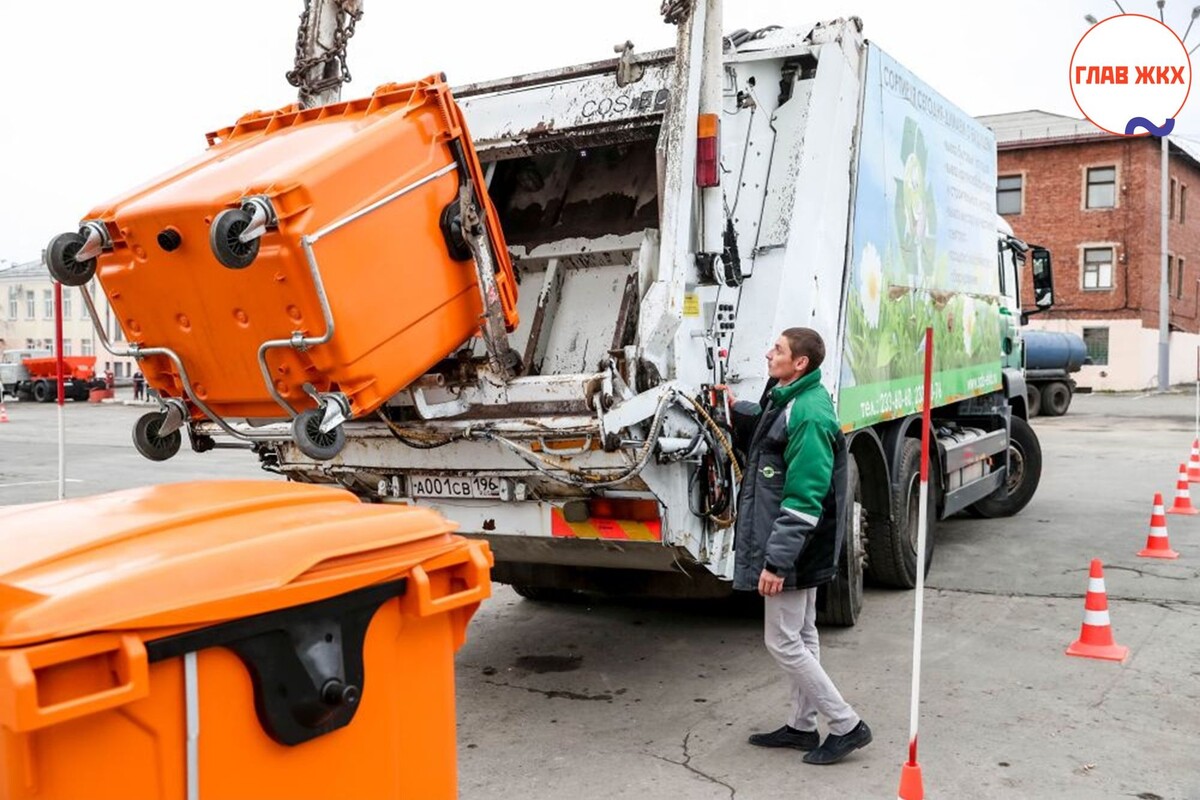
left=54, top=3, right=1056, bottom=626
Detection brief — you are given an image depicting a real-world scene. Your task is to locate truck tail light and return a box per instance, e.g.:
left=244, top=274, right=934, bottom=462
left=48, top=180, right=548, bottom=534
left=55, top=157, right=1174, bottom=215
left=697, top=113, right=720, bottom=188
left=587, top=498, right=661, bottom=522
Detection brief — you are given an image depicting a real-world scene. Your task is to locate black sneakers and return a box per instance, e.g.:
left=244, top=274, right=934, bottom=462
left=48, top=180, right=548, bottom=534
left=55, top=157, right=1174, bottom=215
left=747, top=725, right=819, bottom=751
left=802, top=720, right=873, bottom=765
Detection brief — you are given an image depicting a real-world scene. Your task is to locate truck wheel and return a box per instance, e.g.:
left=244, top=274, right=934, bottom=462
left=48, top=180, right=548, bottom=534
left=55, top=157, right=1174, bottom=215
left=32, top=381, right=52, bottom=403
left=209, top=207, right=260, bottom=269
left=1026, top=385, right=1041, bottom=417
left=132, top=412, right=182, bottom=462
left=865, top=438, right=934, bottom=589
left=1040, top=382, right=1071, bottom=417
left=292, top=408, right=347, bottom=461
left=817, top=456, right=865, bottom=626
left=968, top=416, right=1042, bottom=518
left=46, top=231, right=97, bottom=286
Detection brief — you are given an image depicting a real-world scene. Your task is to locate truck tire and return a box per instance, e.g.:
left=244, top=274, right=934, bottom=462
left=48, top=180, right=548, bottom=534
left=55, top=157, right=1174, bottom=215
left=1026, top=385, right=1041, bottom=417
left=816, top=456, right=864, bottom=627
left=32, top=381, right=52, bottom=403
left=968, top=416, right=1042, bottom=518
left=865, top=438, right=934, bottom=589
left=1040, top=381, right=1071, bottom=417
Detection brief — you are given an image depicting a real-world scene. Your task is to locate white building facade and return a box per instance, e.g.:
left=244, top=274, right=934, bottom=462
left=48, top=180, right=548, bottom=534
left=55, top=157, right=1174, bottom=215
left=0, top=259, right=138, bottom=379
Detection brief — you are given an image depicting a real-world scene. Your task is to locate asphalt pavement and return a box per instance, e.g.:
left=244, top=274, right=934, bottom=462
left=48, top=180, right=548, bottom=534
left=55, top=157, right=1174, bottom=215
left=0, top=392, right=1196, bottom=799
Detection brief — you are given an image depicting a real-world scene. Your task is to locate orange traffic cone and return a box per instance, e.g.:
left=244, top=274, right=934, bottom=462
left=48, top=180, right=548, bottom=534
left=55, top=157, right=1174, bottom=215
left=897, top=760, right=924, bottom=799
left=1066, top=559, right=1129, bottom=662
left=1188, top=439, right=1200, bottom=483
left=0, top=403, right=8, bottom=423
left=1167, top=463, right=1199, bottom=515
left=1139, top=493, right=1179, bottom=559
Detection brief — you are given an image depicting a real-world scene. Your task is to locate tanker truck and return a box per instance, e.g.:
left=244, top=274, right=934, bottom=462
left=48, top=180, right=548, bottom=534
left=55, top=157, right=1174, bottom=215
left=49, top=8, right=1056, bottom=627
left=1022, top=330, right=1090, bottom=417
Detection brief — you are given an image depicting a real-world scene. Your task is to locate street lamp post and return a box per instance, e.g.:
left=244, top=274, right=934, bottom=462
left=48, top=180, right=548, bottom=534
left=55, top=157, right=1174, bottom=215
left=1161, top=134, right=1171, bottom=392
left=1087, top=2, right=1186, bottom=390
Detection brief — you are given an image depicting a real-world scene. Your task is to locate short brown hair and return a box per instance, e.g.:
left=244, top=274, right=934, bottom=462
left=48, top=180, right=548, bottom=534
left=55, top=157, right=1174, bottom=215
left=781, top=327, right=825, bottom=373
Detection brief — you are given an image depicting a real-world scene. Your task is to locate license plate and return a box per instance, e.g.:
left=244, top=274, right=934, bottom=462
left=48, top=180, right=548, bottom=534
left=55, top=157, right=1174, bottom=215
left=408, top=474, right=502, bottom=499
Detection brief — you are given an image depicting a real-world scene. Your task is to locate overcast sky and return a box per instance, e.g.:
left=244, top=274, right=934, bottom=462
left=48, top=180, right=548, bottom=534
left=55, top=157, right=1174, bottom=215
left=0, top=0, right=1193, bottom=263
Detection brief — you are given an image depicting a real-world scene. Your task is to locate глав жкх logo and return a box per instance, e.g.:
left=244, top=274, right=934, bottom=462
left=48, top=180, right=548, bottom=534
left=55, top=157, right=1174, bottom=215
left=1071, top=13, right=1192, bottom=136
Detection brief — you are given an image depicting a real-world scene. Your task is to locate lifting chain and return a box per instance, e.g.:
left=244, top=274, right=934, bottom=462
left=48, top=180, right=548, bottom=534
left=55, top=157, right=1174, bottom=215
left=660, top=0, right=692, bottom=25
left=286, top=0, right=364, bottom=97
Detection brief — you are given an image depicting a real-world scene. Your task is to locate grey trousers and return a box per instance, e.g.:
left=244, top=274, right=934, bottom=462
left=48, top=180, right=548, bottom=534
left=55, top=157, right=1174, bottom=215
left=764, top=587, right=860, bottom=736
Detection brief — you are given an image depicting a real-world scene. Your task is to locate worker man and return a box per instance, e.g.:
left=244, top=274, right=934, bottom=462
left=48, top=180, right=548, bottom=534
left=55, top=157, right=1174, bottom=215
left=733, top=327, right=871, bottom=765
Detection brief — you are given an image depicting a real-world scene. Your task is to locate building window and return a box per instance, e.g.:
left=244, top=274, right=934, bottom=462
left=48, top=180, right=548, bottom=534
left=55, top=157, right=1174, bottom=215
left=1178, top=256, right=1186, bottom=298
left=63, top=340, right=72, bottom=356
left=25, top=291, right=34, bottom=319
left=1086, top=166, right=1117, bottom=209
left=1083, top=247, right=1115, bottom=289
left=7, top=288, right=16, bottom=320
left=43, top=289, right=53, bottom=319
left=997, top=175, right=1023, bottom=215
left=1082, top=327, right=1109, bottom=366
left=1181, top=185, right=1188, bottom=223
left=62, top=290, right=72, bottom=320
left=1168, top=255, right=1175, bottom=298
left=81, top=339, right=93, bottom=356
left=1171, top=177, right=1178, bottom=218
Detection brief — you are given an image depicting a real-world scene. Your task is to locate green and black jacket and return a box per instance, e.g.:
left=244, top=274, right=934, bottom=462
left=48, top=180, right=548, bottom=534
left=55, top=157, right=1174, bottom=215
left=731, top=368, right=848, bottom=591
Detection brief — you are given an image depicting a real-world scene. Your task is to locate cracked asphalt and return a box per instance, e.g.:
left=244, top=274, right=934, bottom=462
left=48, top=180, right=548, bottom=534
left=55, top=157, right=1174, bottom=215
left=1, top=392, right=1197, bottom=798
left=455, top=393, right=1200, bottom=800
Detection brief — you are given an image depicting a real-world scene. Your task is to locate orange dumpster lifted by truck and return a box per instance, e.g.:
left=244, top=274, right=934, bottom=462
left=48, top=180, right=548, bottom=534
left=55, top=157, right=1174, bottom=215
left=0, top=480, right=491, bottom=800
left=45, top=75, right=521, bottom=462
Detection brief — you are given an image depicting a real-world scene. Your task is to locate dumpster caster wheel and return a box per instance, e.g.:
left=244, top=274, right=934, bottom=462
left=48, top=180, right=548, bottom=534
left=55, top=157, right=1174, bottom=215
left=439, top=200, right=473, bottom=262
left=210, top=207, right=260, bottom=269
left=46, top=231, right=97, bottom=286
left=292, top=408, right=346, bottom=461
left=133, top=412, right=183, bottom=461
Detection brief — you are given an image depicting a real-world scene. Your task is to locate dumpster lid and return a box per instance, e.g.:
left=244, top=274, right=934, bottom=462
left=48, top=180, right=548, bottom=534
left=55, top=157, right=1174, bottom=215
left=0, top=481, right=459, bottom=647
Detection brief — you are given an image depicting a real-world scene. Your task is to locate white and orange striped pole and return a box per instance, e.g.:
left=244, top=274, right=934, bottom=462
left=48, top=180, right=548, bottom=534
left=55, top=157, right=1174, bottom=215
left=898, top=327, right=933, bottom=800
left=54, top=281, right=66, bottom=500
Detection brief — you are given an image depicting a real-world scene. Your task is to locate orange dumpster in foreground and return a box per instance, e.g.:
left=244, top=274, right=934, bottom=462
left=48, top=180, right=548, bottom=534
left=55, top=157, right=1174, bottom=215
left=0, top=481, right=491, bottom=800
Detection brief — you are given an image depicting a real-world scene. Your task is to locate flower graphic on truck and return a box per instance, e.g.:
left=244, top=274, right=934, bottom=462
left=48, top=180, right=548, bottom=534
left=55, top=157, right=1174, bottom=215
left=961, top=295, right=976, bottom=356
left=858, top=242, right=883, bottom=328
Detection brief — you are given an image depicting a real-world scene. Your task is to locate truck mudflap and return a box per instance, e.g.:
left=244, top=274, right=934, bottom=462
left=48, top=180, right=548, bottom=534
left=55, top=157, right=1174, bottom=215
left=1002, top=367, right=1029, bottom=420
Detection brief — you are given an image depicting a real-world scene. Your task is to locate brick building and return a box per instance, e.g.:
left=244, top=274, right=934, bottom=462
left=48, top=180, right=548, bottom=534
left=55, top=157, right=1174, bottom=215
left=979, top=110, right=1200, bottom=391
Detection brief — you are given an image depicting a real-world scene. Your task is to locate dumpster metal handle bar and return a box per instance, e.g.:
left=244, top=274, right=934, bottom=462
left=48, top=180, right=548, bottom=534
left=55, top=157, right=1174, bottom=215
left=256, top=161, right=460, bottom=418
left=78, top=286, right=290, bottom=443
left=409, top=542, right=492, bottom=617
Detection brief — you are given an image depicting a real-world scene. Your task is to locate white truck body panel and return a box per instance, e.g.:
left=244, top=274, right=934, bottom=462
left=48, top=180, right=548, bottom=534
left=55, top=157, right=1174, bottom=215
left=220, top=18, right=1021, bottom=596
